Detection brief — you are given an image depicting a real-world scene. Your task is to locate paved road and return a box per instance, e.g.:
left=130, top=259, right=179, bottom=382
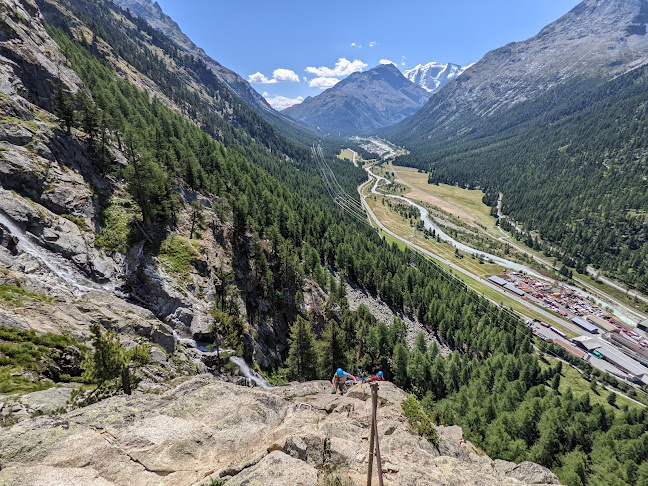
left=496, top=195, right=647, bottom=323
left=358, top=173, right=584, bottom=335
left=587, top=267, right=648, bottom=307
left=361, top=169, right=648, bottom=403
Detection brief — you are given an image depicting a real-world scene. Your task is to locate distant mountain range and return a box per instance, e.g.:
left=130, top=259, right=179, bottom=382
left=403, top=62, right=468, bottom=94
left=282, top=63, right=431, bottom=136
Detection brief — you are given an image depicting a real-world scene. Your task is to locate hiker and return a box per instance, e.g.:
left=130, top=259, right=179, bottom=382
left=363, top=371, right=385, bottom=383
left=332, top=368, right=357, bottom=394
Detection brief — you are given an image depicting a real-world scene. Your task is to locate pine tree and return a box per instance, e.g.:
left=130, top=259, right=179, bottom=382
left=392, top=342, right=409, bottom=388
left=414, top=332, right=427, bottom=355
left=54, top=83, right=75, bottom=135
left=123, top=130, right=172, bottom=225
left=83, top=323, right=149, bottom=395
left=551, top=373, right=561, bottom=391
left=318, top=321, right=346, bottom=380
left=287, top=316, right=317, bottom=382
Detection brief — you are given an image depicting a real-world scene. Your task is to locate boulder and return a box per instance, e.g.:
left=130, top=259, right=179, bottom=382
left=283, top=433, right=326, bottom=465
left=504, top=461, right=561, bottom=484
left=20, top=387, right=72, bottom=414
left=226, top=451, right=318, bottom=486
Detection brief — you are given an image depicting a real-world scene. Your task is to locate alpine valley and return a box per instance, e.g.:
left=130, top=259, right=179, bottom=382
left=1, top=1, right=648, bottom=486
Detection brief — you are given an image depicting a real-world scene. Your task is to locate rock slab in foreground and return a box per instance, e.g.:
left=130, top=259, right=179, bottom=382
left=0, top=376, right=561, bottom=486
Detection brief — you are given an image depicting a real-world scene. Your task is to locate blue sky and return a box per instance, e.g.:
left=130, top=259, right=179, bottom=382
left=155, top=0, right=582, bottom=110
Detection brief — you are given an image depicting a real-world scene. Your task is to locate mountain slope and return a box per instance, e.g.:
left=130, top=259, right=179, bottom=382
left=388, top=0, right=648, bottom=291
left=392, top=0, right=648, bottom=141
left=404, top=62, right=468, bottom=94
left=110, top=0, right=318, bottom=144
left=283, top=63, right=431, bottom=136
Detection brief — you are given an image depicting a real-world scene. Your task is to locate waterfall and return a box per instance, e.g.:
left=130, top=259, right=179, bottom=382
left=172, top=331, right=272, bottom=388
left=229, top=356, right=273, bottom=389
left=0, top=211, right=98, bottom=295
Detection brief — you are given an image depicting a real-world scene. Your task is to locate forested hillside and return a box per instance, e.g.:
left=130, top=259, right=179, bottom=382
left=392, top=67, right=648, bottom=293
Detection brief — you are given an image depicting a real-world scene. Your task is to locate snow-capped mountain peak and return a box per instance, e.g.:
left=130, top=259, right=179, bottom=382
left=404, top=62, right=468, bottom=94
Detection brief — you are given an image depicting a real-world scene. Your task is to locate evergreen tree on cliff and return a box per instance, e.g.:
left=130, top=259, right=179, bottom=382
left=287, top=316, right=317, bottom=382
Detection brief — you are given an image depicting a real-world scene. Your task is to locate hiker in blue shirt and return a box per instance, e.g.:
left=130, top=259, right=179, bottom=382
left=332, top=368, right=357, bottom=394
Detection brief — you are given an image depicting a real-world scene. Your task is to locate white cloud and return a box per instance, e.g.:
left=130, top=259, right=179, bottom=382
left=401, top=62, right=406, bottom=66
left=369, top=41, right=378, bottom=48
left=249, top=72, right=272, bottom=84
left=351, top=42, right=362, bottom=48
left=264, top=94, right=304, bottom=110
left=273, top=68, right=299, bottom=83
left=248, top=68, right=299, bottom=84
left=305, top=58, right=367, bottom=78
left=379, top=59, right=396, bottom=65
left=309, top=77, right=340, bottom=89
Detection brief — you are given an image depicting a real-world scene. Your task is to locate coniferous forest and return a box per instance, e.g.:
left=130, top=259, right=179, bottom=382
left=390, top=70, right=648, bottom=292
left=25, top=1, right=648, bottom=485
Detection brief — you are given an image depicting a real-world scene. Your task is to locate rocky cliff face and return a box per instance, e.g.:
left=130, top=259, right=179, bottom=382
left=0, top=376, right=562, bottom=486
left=0, top=0, right=298, bottom=369
left=283, top=63, right=431, bottom=136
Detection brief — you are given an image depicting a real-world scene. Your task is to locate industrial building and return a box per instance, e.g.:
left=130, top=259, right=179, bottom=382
left=585, top=314, right=618, bottom=333
left=572, top=335, right=601, bottom=352
left=608, top=333, right=648, bottom=367
left=639, top=319, right=648, bottom=333
left=571, top=317, right=599, bottom=334
left=503, top=282, right=526, bottom=296
left=488, top=275, right=508, bottom=286
left=596, top=347, right=648, bottom=383
left=552, top=338, right=587, bottom=360
left=572, top=336, right=648, bottom=384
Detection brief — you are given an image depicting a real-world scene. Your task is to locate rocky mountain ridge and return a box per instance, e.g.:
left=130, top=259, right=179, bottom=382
left=110, top=0, right=315, bottom=141
left=403, top=62, right=468, bottom=94
left=392, top=0, right=648, bottom=139
left=283, top=63, right=431, bottom=136
left=0, top=376, right=562, bottom=486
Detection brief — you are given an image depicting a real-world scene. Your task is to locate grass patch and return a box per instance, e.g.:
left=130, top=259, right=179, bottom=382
left=0, top=367, right=53, bottom=394
left=1, top=115, right=38, bottom=133
left=551, top=358, right=640, bottom=411
left=158, top=235, right=200, bottom=281
left=0, top=326, right=88, bottom=394
left=61, top=214, right=89, bottom=232
left=337, top=148, right=359, bottom=164
left=95, top=198, right=138, bottom=253
left=391, top=164, right=496, bottom=232
left=0, top=285, right=52, bottom=308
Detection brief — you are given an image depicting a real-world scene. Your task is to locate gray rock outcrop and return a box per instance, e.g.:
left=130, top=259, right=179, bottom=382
left=0, top=377, right=562, bottom=486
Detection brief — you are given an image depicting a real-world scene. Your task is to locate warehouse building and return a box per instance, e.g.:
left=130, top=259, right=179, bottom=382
left=488, top=275, right=508, bottom=286
left=638, top=319, right=648, bottom=333
left=572, top=335, right=602, bottom=352
left=586, top=314, right=618, bottom=333
left=572, top=317, right=599, bottom=334
left=596, top=347, right=648, bottom=383
left=553, top=338, right=587, bottom=360
left=503, top=282, right=526, bottom=296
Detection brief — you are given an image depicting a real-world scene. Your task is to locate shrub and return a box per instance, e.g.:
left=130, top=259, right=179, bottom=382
left=401, top=394, right=439, bottom=446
